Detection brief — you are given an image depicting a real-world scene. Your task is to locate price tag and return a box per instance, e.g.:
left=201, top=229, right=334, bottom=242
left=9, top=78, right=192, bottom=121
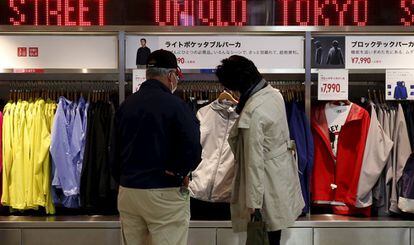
left=132, top=69, right=146, bottom=93
left=346, top=36, right=414, bottom=69
left=318, top=69, right=349, bottom=101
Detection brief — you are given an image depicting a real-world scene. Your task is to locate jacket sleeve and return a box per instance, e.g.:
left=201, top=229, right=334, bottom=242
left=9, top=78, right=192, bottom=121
left=242, top=115, right=265, bottom=209
left=173, top=103, right=202, bottom=176
left=136, top=49, right=140, bottom=66
left=326, top=50, right=332, bottom=64
left=108, top=112, right=121, bottom=184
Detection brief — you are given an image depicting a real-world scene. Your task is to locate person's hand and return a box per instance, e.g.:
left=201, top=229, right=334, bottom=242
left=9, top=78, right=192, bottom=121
left=248, top=208, right=256, bottom=214
left=165, top=171, right=190, bottom=187
left=165, top=170, right=175, bottom=176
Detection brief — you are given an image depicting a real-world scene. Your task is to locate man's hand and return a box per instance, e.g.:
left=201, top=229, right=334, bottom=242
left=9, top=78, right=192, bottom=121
left=248, top=208, right=256, bottom=214
left=165, top=171, right=190, bottom=187
left=183, top=176, right=190, bottom=188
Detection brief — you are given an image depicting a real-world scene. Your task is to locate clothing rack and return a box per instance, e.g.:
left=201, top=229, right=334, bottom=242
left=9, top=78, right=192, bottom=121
left=176, top=80, right=305, bottom=111
left=3, top=80, right=118, bottom=104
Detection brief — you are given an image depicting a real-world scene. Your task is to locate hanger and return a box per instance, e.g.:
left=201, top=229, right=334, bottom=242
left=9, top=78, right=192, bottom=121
left=330, top=100, right=351, bottom=106
left=218, top=90, right=238, bottom=105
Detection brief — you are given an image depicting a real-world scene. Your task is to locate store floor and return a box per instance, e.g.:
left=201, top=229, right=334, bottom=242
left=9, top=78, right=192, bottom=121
left=0, top=215, right=413, bottom=245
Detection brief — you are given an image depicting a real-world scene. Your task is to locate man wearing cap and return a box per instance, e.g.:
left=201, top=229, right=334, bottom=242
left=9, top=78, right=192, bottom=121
left=110, top=50, right=202, bottom=245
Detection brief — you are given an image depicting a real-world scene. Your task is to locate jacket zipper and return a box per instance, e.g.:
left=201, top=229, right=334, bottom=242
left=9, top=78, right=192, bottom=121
left=208, top=112, right=231, bottom=200
left=332, top=124, right=345, bottom=204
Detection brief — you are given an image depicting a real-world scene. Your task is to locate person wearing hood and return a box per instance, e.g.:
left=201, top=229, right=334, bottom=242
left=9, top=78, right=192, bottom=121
left=326, top=40, right=344, bottom=65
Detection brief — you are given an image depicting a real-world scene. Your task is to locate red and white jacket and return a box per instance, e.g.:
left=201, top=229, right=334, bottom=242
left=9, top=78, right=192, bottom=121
left=311, top=103, right=371, bottom=216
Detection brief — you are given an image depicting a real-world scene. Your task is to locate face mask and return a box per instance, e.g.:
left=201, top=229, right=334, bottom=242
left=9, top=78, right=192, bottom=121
left=171, top=81, right=178, bottom=93
left=169, top=73, right=178, bottom=93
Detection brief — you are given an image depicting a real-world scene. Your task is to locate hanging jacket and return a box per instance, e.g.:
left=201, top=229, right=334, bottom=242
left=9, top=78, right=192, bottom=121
left=390, top=104, right=412, bottom=213
left=312, top=103, right=370, bottom=215
left=189, top=100, right=238, bottom=203
left=394, top=82, right=408, bottom=100
left=71, top=97, right=89, bottom=192
left=356, top=103, right=393, bottom=208
left=2, top=100, right=55, bottom=214
left=81, top=102, right=118, bottom=211
left=228, top=85, right=304, bottom=232
left=288, top=102, right=314, bottom=213
left=398, top=154, right=414, bottom=213
left=50, top=97, right=80, bottom=208
left=373, top=107, right=395, bottom=216
left=402, top=103, right=414, bottom=150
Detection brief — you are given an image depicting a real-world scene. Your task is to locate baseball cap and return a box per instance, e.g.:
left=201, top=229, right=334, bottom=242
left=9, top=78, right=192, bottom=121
left=146, top=49, right=178, bottom=69
left=146, top=49, right=183, bottom=79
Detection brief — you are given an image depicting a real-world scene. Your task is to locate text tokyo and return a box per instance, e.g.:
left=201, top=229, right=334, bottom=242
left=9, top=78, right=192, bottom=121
left=8, top=0, right=105, bottom=26
left=157, top=0, right=414, bottom=26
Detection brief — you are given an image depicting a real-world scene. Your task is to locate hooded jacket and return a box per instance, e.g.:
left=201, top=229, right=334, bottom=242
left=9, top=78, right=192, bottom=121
left=326, top=47, right=344, bottom=65
left=189, top=100, right=238, bottom=202
left=394, top=82, right=408, bottom=100
left=228, top=85, right=304, bottom=232
left=312, top=103, right=370, bottom=215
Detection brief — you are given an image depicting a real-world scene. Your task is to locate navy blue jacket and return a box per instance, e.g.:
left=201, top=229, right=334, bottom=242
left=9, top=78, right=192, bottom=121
left=288, top=102, right=314, bottom=214
left=394, top=81, right=408, bottom=100
left=109, top=79, right=202, bottom=189
left=398, top=153, right=414, bottom=213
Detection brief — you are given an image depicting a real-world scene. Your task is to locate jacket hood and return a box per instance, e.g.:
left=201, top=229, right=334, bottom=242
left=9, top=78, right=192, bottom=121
left=210, top=100, right=238, bottom=120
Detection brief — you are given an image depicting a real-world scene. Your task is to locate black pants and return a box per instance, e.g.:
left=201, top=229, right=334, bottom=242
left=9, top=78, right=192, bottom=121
left=268, top=230, right=282, bottom=245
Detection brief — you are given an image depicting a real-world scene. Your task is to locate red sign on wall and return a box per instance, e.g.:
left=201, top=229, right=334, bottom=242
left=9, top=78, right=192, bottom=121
left=13, top=69, right=45, bottom=73
left=17, top=47, right=27, bottom=57
left=29, top=47, right=39, bottom=57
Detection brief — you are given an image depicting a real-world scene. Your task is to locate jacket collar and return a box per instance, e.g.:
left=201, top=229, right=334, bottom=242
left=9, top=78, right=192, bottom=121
left=236, top=79, right=268, bottom=114
left=141, top=79, right=171, bottom=94
left=238, top=85, right=273, bottom=127
left=312, top=103, right=367, bottom=158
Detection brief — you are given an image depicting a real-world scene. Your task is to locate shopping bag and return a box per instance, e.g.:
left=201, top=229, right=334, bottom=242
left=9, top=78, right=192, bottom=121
left=246, top=210, right=270, bottom=245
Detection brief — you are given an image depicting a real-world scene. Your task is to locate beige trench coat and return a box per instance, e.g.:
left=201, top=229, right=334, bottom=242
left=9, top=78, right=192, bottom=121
left=228, top=85, right=304, bottom=232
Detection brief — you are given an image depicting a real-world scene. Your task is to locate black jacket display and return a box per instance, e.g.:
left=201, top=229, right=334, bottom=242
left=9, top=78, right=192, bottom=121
left=136, top=47, right=151, bottom=66
left=80, top=102, right=117, bottom=212
left=109, top=79, right=202, bottom=189
left=326, top=47, right=344, bottom=65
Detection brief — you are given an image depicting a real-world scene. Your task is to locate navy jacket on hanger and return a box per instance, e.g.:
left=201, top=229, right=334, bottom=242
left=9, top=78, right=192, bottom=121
left=394, top=81, right=408, bottom=100
left=288, top=102, right=314, bottom=214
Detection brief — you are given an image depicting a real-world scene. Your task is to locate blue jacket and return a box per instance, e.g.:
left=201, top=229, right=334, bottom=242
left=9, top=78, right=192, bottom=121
left=109, top=79, right=202, bottom=189
left=288, top=102, right=314, bottom=213
left=50, top=97, right=80, bottom=208
left=394, top=81, right=408, bottom=100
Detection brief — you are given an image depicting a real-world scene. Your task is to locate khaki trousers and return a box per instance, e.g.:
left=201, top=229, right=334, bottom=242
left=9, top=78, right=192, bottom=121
left=118, top=186, right=190, bottom=245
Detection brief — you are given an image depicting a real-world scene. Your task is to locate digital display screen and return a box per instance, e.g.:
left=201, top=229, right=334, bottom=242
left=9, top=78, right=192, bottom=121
left=0, top=0, right=413, bottom=26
